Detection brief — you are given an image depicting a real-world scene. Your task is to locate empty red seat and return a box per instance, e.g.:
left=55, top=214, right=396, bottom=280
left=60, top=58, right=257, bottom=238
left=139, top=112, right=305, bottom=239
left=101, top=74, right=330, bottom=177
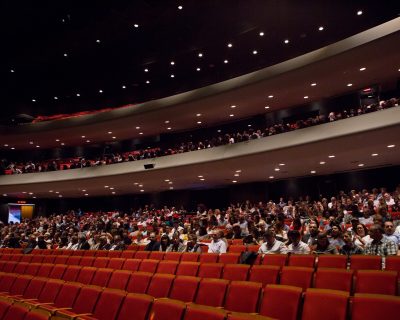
left=317, top=255, right=347, bottom=269
left=95, top=251, right=108, bottom=257
left=108, top=251, right=122, bottom=258
left=76, top=266, right=97, bottom=285
left=147, top=273, right=175, bottom=298
left=91, top=268, right=113, bottom=287
left=18, top=277, right=47, bottom=300
left=385, top=256, right=400, bottom=272
left=36, top=264, right=53, bottom=277
left=108, top=258, right=126, bottom=270
left=149, top=252, right=165, bottom=260
left=194, top=278, right=229, bottom=307
left=227, top=313, right=276, bottom=320
left=355, top=270, right=398, bottom=295
left=228, top=245, right=246, bottom=253
left=350, top=255, right=381, bottom=270
left=185, top=304, right=226, bottom=320
left=0, top=274, right=17, bottom=294
left=198, top=263, right=224, bottom=279
left=49, top=265, right=66, bottom=279
left=62, top=265, right=82, bottom=282
left=181, top=253, right=200, bottom=262
left=169, top=276, right=200, bottom=302
left=249, top=265, right=280, bottom=286
left=13, top=262, right=29, bottom=274
left=126, top=272, right=153, bottom=294
left=150, top=298, right=186, bottom=320
left=108, top=270, right=132, bottom=291
left=117, top=293, right=153, bottom=320
left=30, top=255, right=45, bottom=264
left=314, top=268, right=353, bottom=292
left=262, top=254, right=287, bottom=267
left=218, top=253, right=240, bottom=264
left=280, top=267, right=314, bottom=291
left=2, top=275, right=33, bottom=297
left=24, top=279, right=64, bottom=307
left=199, top=253, right=219, bottom=263
left=53, top=256, right=68, bottom=265
left=123, top=258, right=142, bottom=271
left=260, top=284, right=302, bottom=320
left=41, top=255, right=55, bottom=264
left=19, top=255, right=33, bottom=263
left=176, top=262, right=200, bottom=277
left=288, top=255, right=315, bottom=268
left=24, top=263, right=42, bottom=276
left=302, top=288, right=349, bottom=320
left=2, top=304, right=27, bottom=320
left=66, top=256, right=82, bottom=265
left=2, top=261, right=17, bottom=273
left=164, top=252, right=183, bottom=261
left=93, top=257, right=109, bottom=268
left=222, top=264, right=250, bottom=281
left=80, top=256, right=96, bottom=267
left=121, top=250, right=136, bottom=259
left=224, top=281, right=262, bottom=313
left=134, top=251, right=150, bottom=260
left=351, top=293, right=400, bottom=320
left=247, top=245, right=260, bottom=253
left=157, top=261, right=179, bottom=274
left=139, top=259, right=159, bottom=273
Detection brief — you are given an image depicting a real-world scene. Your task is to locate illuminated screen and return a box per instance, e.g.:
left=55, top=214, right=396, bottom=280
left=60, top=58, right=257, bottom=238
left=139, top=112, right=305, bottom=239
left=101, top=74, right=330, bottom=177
left=8, top=205, right=21, bottom=223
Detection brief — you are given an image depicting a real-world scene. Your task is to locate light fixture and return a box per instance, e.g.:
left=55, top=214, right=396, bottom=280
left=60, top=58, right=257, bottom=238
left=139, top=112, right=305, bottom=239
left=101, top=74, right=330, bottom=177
left=200, top=178, right=205, bottom=181
left=319, top=161, right=326, bottom=165
left=82, top=189, right=86, bottom=192
left=232, top=180, right=237, bottom=183
left=230, top=105, right=236, bottom=108
left=371, top=153, right=378, bottom=156
left=178, top=5, right=183, bottom=10
left=310, top=170, right=316, bottom=174
left=64, top=53, right=68, bottom=57
left=359, top=67, right=366, bottom=71
left=170, top=61, right=175, bottom=65
left=28, top=192, right=33, bottom=195
left=198, top=53, right=203, bottom=57
left=61, top=143, right=65, bottom=146
left=274, top=168, right=280, bottom=171
left=227, top=43, right=232, bottom=48
left=32, top=99, right=36, bottom=102
left=108, top=131, right=112, bottom=134
left=284, top=39, right=289, bottom=44
left=58, top=195, right=63, bottom=198
left=36, top=145, right=40, bottom=148
left=357, top=10, right=363, bottom=16
left=112, top=191, right=116, bottom=194
left=318, top=26, right=324, bottom=31
left=144, top=68, right=149, bottom=72
left=279, top=163, right=285, bottom=166
left=252, top=50, right=258, bottom=55
left=76, top=93, right=80, bottom=97
left=10, top=69, right=14, bottom=73
left=358, top=163, right=365, bottom=167
left=259, top=32, right=264, bottom=36
left=387, top=144, right=395, bottom=148
left=54, top=96, right=58, bottom=100
left=4, top=144, right=8, bottom=147
left=81, top=135, right=85, bottom=138
left=198, top=175, right=203, bottom=178
left=55, top=191, right=59, bottom=194
left=167, top=127, right=171, bottom=130
left=311, top=83, right=317, bottom=86
left=86, top=140, right=90, bottom=143
left=234, top=173, right=240, bottom=177
left=11, top=147, right=15, bottom=150
left=224, top=59, right=228, bottom=64
left=229, top=114, right=234, bottom=117
left=140, top=190, right=145, bottom=192
left=268, top=95, right=274, bottom=98
left=99, top=89, right=103, bottom=93
left=96, top=39, right=100, bottom=43
left=347, top=83, right=353, bottom=87
left=196, top=67, right=201, bottom=71
left=139, top=132, right=143, bottom=135
left=235, top=170, right=241, bottom=173
left=29, top=141, right=34, bottom=144
left=169, top=187, right=174, bottom=190
left=104, top=186, right=109, bottom=188
left=304, top=96, right=309, bottom=99
left=138, top=184, right=143, bottom=187
left=265, top=106, right=270, bottom=109
left=112, top=136, right=116, bottom=139
left=328, top=155, right=335, bottom=158
left=164, top=179, right=170, bottom=182
left=168, top=182, right=173, bottom=184
left=122, top=85, right=126, bottom=89
left=146, top=80, right=150, bottom=84
left=134, top=24, right=139, bottom=28
left=170, top=74, right=175, bottom=78
left=136, top=126, right=140, bottom=129
left=269, top=176, right=274, bottom=179
left=196, top=113, right=201, bottom=117
left=84, top=194, right=89, bottom=196
left=110, top=187, right=114, bottom=190
left=197, top=121, right=202, bottom=124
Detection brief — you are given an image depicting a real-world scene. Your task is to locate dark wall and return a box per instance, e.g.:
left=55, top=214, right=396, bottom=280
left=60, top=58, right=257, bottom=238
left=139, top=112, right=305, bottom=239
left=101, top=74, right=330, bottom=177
left=1, top=165, right=399, bottom=216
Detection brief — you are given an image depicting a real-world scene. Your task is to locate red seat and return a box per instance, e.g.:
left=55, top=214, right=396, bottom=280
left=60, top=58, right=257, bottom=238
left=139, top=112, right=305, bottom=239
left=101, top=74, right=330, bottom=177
left=116, top=293, right=153, bottom=320
left=280, top=267, right=314, bottom=291
left=199, top=253, right=219, bottom=263
left=108, top=251, right=122, bottom=258
left=218, top=253, right=240, bottom=264
left=150, top=298, right=186, bottom=320
left=2, top=304, right=27, bottom=320
left=247, top=245, right=260, bottom=252
left=317, top=255, right=347, bottom=269
left=30, top=255, right=45, bottom=264
left=222, top=264, right=250, bottom=281
left=41, top=255, right=56, bottom=264
left=176, top=262, right=200, bottom=277
left=224, top=281, right=262, bottom=313
left=76, top=266, right=97, bottom=285
left=25, top=279, right=64, bottom=306
left=48, top=264, right=66, bottom=279
left=249, top=265, right=280, bottom=286
left=53, top=256, right=68, bottom=265
left=19, top=277, right=47, bottom=300
left=227, top=313, right=277, bottom=320
left=149, top=252, right=165, bottom=260
left=3, top=274, right=33, bottom=297
left=350, top=255, right=381, bottom=270
left=19, top=255, right=33, bottom=263
left=185, top=304, right=226, bottom=320
left=91, top=268, right=113, bottom=287
left=314, top=268, right=353, bottom=293
left=355, top=270, right=398, bottom=295
left=194, top=278, right=229, bottom=307
left=228, top=245, right=246, bottom=253
left=351, top=293, right=400, bottom=320
left=385, top=256, right=400, bottom=272
left=121, top=250, right=136, bottom=259
left=157, top=261, right=179, bottom=274
left=126, top=272, right=153, bottom=294
left=134, top=251, right=150, bottom=260
left=13, top=262, right=29, bottom=274
left=147, top=273, right=175, bottom=298
left=122, top=259, right=142, bottom=271
left=66, top=256, right=82, bottom=265
left=108, top=270, right=132, bottom=291
left=93, top=257, right=109, bottom=268
left=262, top=254, right=287, bottom=267
left=24, top=263, right=42, bottom=276
left=260, top=284, right=302, bottom=320
left=288, top=255, right=315, bottom=268
left=36, top=264, right=53, bottom=277
left=2, top=261, right=17, bottom=273
left=0, top=274, right=17, bottom=293
left=302, top=288, right=349, bottom=320
left=164, top=252, right=183, bottom=261
left=198, top=263, right=224, bottom=279
left=139, top=259, right=159, bottom=273
left=80, top=256, right=96, bottom=267
left=108, top=258, right=126, bottom=270
left=95, top=251, right=108, bottom=257
left=181, top=253, right=200, bottom=262
left=169, top=276, right=200, bottom=302
left=62, top=265, right=82, bottom=282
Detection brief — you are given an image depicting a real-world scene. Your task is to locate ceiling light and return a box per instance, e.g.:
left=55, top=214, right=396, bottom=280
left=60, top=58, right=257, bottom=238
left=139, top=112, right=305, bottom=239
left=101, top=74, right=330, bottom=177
left=112, top=191, right=116, bottom=194
left=112, top=136, right=116, bottom=139
left=136, top=126, right=140, bottom=129
left=96, top=39, right=100, bottom=43
left=167, top=127, right=171, bottom=130
left=200, top=178, right=205, bottom=181
left=284, top=39, right=289, bottom=44
left=318, top=26, right=324, bottom=31
left=197, top=121, right=202, bottom=124
left=279, top=163, right=285, bottom=166
left=328, top=155, right=335, bottom=158
left=122, top=85, right=126, bottom=89
left=235, top=170, right=241, bottom=173
left=170, top=61, right=175, bottom=65
left=81, top=135, right=85, bottom=138
left=99, top=89, right=103, bottom=93
left=196, top=113, right=201, bottom=117
left=234, top=173, right=240, bottom=177
left=144, top=68, right=149, bottom=72
left=371, top=153, right=378, bottom=156
left=274, top=168, right=280, bottom=171
left=2, top=194, right=7, bottom=197
left=198, top=53, right=203, bottom=57
left=61, top=143, right=65, bottom=146
left=178, top=5, right=183, bottom=10
left=196, top=67, right=201, bottom=71
left=32, top=99, right=36, bottom=102
left=248, top=124, right=251, bottom=127
left=10, top=69, right=14, bottom=73
left=259, top=32, right=264, bottom=36
left=227, top=43, right=232, bottom=48
left=29, top=141, right=34, bottom=144
left=110, top=187, right=114, bottom=190
left=164, top=179, right=170, bottom=182
left=170, top=74, right=175, bottom=78
left=108, top=131, right=112, bottom=134
left=22, top=192, right=27, bottom=194
left=82, top=189, right=86, bottom=192
left=310, top=170, right=316, bottom=174
left=387, top=144, right=395, bottom=148
left=347, top=83, right=353, bottom=87
left=134, top=24, right=139, bottom=28
left=140, top=189, right=144, bottom=192
left=11, top=147, right=15, bottom=150
left=139, top=132, right=143, bottom=135
left=104, top=186, right=109, bottom=188
left=58, top=195, right=63, bottom=198
left=265, top=106, right=270, bottom=109
left=76, top=93, right=80, bottom=97
left=224, top=59, right=228, bottom=64
left=84, top=194, right=89, bottom=196
left=359, top=67, right=366, bottom=71
left=168, top=181, right=173, bottom=184
left=164, top=121, right=170, bottom=125
left=319, top=161, right=326, bottom=165
left=252, top=50, right=258, bottom=55
left=36, top=145, right=40, bottom=148
left=304, top=96, right=309, bottom=99
left=232, top=180, right=237, bottom=183
left=4, top=144, right=8, bottom=147
left=357, top=10, right=363, bottom=16
left=28, top=192, right=33, bottom=195
left=54, top=96, right=58, bottom=100
left=63, top=53, right=68, bottom=57
left=138, top=184, right=143, bottom=187
left=358, top=163, right=365, bottom=167
left=146, top=80, right=150, bottom=84
left=169, top=187, right=174, bottom=190
left=55, top=191, right=59, bottom=194
left=311, top=83, right=317, bottom=86
left=198, top=175, right=203, bottom=178
left=268, top=95, right=274, bottom=98
left=269, top=176, right=274, bottom=179
left=86, top=140, right=90, bottom=143
left=230, top=105, right=236, bottom=108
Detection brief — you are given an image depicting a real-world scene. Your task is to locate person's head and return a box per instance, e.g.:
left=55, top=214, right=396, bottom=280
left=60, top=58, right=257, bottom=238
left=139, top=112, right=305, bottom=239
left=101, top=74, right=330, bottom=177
left=287, top=230, right=301, bottom=246
left=356, top=224, right=367, bottom=237
left=263, top=230, right=276, bottom=246
left=330, top=225, right=341, bottom=237
left=211, top=230, right=220, bottom=242
left=70, top=236, right=78, bottom=244
left=160, top=234, right=170, bottom=245
left=148, top=232, right=156, bottom=242
left=369, top=224, right=384, bottom=242
left=343, top=231, right=353, bottom=244
left=384, top=221, right=395, bottom=236
left=308, top=221, right=319, bottom=236
left=317, top=233, right=329, bottom=249
left=351, top=218, right=359, bottom=230
left=373, top=214, right=383, bottom=226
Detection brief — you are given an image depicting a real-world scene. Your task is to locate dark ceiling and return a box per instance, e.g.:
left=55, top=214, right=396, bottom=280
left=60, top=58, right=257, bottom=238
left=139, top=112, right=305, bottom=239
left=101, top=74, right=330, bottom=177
left=1, top=0, right=399, bottom=119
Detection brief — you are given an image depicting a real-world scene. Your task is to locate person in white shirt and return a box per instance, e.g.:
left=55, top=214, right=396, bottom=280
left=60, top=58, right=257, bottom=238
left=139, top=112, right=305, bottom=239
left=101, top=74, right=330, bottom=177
left=208, top=231, right=227, bottom=254
left=287, top=230, right=310, bottom=254
left=258, top=230, right=288, bottom=254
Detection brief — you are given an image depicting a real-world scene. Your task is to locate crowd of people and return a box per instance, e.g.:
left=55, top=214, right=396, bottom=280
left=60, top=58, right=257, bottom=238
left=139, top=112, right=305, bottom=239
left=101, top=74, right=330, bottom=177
left=1, top=97, right=399, bottom=175
left=1, top=185, right=399, bottom=259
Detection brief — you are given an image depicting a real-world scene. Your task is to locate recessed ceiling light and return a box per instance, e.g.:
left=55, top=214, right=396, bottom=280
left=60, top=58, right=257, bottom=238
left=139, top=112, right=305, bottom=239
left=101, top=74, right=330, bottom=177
left=112, top=191, right=116, bottom=194
left=54, top=96, right=58, bottom=100
left=138, top=184, right=143, bottom=187
left=269, top=176, right=274, bottom=179
left=134, top=24, right=139, bottom=28
left=198, top=175, right=203, bottom=178
left=76, top=93, right=80, bottom=97
left=170, top=61, right=175, bottom=65
left=33, top=196, right=36, bottom=199
left=49, top=190, right=53, bottom=193
left=58, top=195, right=63, bottom=198
left=311, top=83, right=317, bottom=86
left=4, top=144, right=8, bottom=147
left=196, top=113, right=201, bottom=117
left=82, top=189, right=86, bottom=192
left=28, top=192, right=33, bottom=195
left=136, top=127, right=140, bottom=129
left=122, top=85, right=126, bottom=89
left=29, top=141, right=34, bottom=144
left=104, top=186, right=109, bottom=188
left=265, top=106, right=270, bottom=109
left=358, top=163, right=365, bottom=167
left=178, top=5, right=183, bottom=10
left=279, top=163, right=285, bottom=166
left=230, top=105, right=236, bottom=108
left=55, top=139, right=60, bottom=142
left=357, top=10, right=363, bottom=16
left=108, top=131, right=112, bottom=134
left=347, top=83, right=353, bottom=87
left=140, top=190, right=145, bottom=192
left=169, top=187, right=174, bottom=190
left=328, top=155, right=335, bottom=158
left=252, top=50, right=258, bottom=55
left=112, top=136, right=116, bottom=139
left=248, top=124, right=251, bottom=127
left=234, top=173, right=240, bottom=177
left=167, top=127, right=171, bottom=130
left=86, top=140, right=90, bottom=143
left=284, top=39, right=289, bottom=44
left=109, top=187, right=114, bottom=190
left=224, top=59, right=229, bottom=64
left=310, top=170, right=316, bottom=174
left=11, top=147, right=15, bottom=150
left=32, top=99, right=36, bottom=102
left=144, top=69, right=149, bottom=72
left=22, top=192, right=27, bottom=194
left=198, top=53, right=203, bottom=57
left=55, top=191, right=59, bottom=194
left=318, top=26, right=324, bottom=31
left=304, top=96, right=309, bottom=99
left=259, top=32, right=264, bottom=36
left=200, top=178, right=205, bottom=181
left=197, top=121, right=202, bottom=124
left=170, top=74, right=175, bottom=78
left=319, top=161, right=326, bottom=165
left=96, top=39, right=100, bottom=43
left=10, top=69, right=14, bottom=73
left=81, top=135, right=85, bottom=138
left=387, top=144, right=395, bottom=148
left=164, top=179, right=170, bottom=182
left=274, top=168, right=280, bottom=171
left=64, top=53, right=68, bottom=57
left=268, top=95, right=274, bottom=98
left=139, top=132, right=143, bottom=135
left=36, top=145, right=40, bottom=148
left=371, top=153, right=378, bottom=156
left=84, top=194, right=89, bottom=196
left=61, top=143, right=65, bottom=146
left=235, top=170, right=241, bottom=173
left=99, top=89, right=103, bottom=93
left=227, top=43, right=232, bottom=48
left=229, top=114, right=234, bottom=117
left=359, top=67, right=366, bottom=71
left=165, top=120, right=170, bottom=124
left=168, top=181, right=173, bottom=184
left=232, top=180, right=237, bottom=183
left=146, top=80, right=150, bottom=84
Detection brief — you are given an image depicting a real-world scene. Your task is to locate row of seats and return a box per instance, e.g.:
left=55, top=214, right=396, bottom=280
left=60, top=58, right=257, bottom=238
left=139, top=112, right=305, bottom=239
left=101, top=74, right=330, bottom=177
left=1, top=251, right=400, bottom=271
left=1, top=256, right=399, bottom=296
left=0, top=301, right=46, bottom=320
left=1, top=272, right=399, bottom=320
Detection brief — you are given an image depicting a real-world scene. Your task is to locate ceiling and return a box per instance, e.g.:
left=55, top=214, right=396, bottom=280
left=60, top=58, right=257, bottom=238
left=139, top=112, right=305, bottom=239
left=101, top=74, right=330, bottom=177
left=1, top=1, right=400, bottom=120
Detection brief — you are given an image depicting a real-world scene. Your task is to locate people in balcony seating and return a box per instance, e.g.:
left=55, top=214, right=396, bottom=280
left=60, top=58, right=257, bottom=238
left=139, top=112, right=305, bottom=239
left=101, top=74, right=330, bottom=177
left=364, top=224, right=397, bottom=256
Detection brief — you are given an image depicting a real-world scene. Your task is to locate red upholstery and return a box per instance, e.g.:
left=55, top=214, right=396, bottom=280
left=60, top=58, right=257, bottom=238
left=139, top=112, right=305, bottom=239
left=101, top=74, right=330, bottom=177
left=169, top=276, right=200, bottom=302
left=351, top=293, right=400, bottom=320
left=139, top=259, right=160, bottom=273
left=76, top=266, right=97, bottom=285
left=80, top=288, right=126, bottom=320
left=224, top=281, right=262, bottom=313
left=385, top=256, right=400, bottom=272
left=176, top=262, right=200, bottom=277
left=2, top=304, right=27, bottom=320
left=62, top=265, right=82, bottom=282
left=134, top=251, right=150, bottom=260
left=280, top=267, right=314, bottom=291
left=126, top=272, right=153, bottom=294
left=355, top=270, right=398, bottom=295
left=147, top=274, right=175, bottom=298
left=350, top=255, right=381, bottom=270
left=317, top=255, right=347, bottom=269
left=56, top=285, right=102, bottom=317
left=93, top=257, right=109, bottom=268
left=149, top=252, right=165, bottom=260
left=108, top=258, right=126, bottom=270
left=80, top=256, right=96, bottom=267
left=25, top=263, right=42, bottom=276
left=108, top=270, right=132, bottom=290
left=194, top=278, right=229, bottom=307
left=228, top=245, right=246, bottom=253
left=157, top=261, right=179, bottom=274
left=199, top=253, right=219, bottom=263
left=262, top=254, right=287, bottom=267
left=36, top=264, right=53, bottom=277
left=198, top=263, right=224, bottom=279
left=314, top=268, right=354, bottom=292
left=222, top=264, right=250, bottom=281
left=4, top=275, right=33, bottom=297
left=218, top=253, right=240, bottom=264
left=66, top=256, right=82, bottom=265
left=181, top=253, right=200, bottom=262
left=121, top=250, right=136, bottom=259
left=117, top=293, right=153, bottom=320
left=150, top=298, right=186, bottom=320
left=185, top=304, right=226, bottom=320
left=164, top=252, right=183, bottom=261
left=108, top=251, right=122, bottom=258
left=91, top=268, right=112, bottom=287
left=49, top=264, right=66, bottom=279
left=288, top=255, right=315, bottom=268
left=122, top=258, right=142, bottom=271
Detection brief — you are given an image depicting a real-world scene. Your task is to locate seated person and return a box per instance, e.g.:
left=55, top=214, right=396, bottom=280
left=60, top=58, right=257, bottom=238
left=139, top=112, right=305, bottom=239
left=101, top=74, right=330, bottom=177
left=207, top=230, right=227, bottom=254
left=312, top=232, right=338, bottom=254
left=364, top=224, right=397, bottom=256
left=287, top=230, right=310, bottom=254
left=339, top=231, right=363, bottom=256
left=258, top=230, right=287, bottom=254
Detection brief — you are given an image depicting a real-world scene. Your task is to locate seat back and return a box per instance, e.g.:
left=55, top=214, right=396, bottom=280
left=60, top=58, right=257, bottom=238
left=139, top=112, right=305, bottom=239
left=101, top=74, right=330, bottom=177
left=71, top=285, right=102, bottom=314
left=117, top=293, right=153, bottom=320
left=218, top=253, right=240, bottom=264
left=228, top=245, right=246, bottom=253
left=385, top=256, right=400, bottom=272
left=350, top=256, right=381, bottom=270
left=76, top=266, right=97, bottom=285
left=80, top=256, right=96, bottom=266
left=139, top=259, right=159, bottom=273
left=53, top=282, right=83, bottom=308
left=108, top=258, right=126, bottom=270
left=122, top=258, right=142, bottom=271
left=184, top=304, right=226, bottom=320
left=169, top=276, right=200, bottom=302
left=91, top=288, right=126, bottom=320
left=199, top=253, right=219, bottom=263
left=314, top=268, right=354, bottom=293
left=176, top=262, right=200, bottom=277
left=181, top=252, right=200, bottom=262
left=93, top=257, right=109, bottom=268
left=249, top=265, right=280, bottom=286
left=91, top=268, right=113, bottom=287
left=149, top=251, right=165, bottom=260
left=146, top=273, right=175, bottom=298
left=317, top=255, right=347, bottom=269
left=164, top=252, right=183, bottom=261
left=157, top=261, right=179, bottom=274
left=262, top=254, right=287, bottom=267
left=62, top=265, right=82, bottom=282
left=195, top=278, right=229, bottom=307
left=280, top=267, right=314, bottom=290
left=126, top=272, right=153, bottom=294
left=36, top=279, right=64, bottom=303
left=351, top=293, right=400, bottom=320
left=288, top=255, right=315, bottom=268
left=222, top=264, right=250, bottom=281
left=224, top=281, right=262, bottom=313
left=149, top=298, right=186, bottom=320
left=108, top=270, right=132, bottom=290
left=355, top=270, right=398, bottom=295
left=198, top=263, right=224, bottom=279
